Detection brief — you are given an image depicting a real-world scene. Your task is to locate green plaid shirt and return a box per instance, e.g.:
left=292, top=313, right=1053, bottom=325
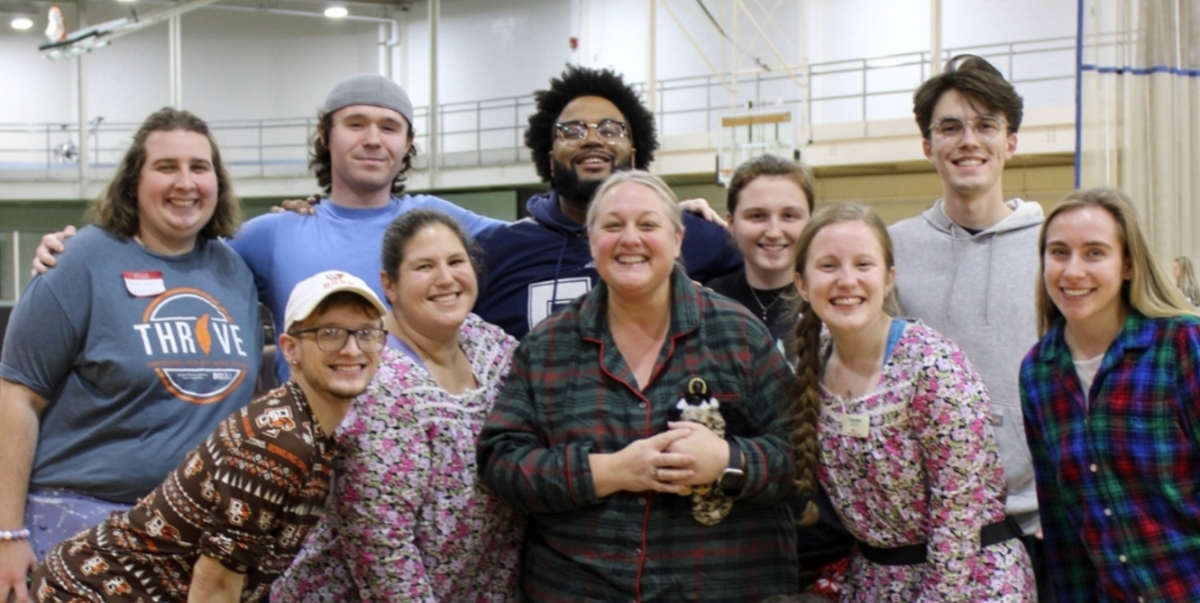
left=478, top=266, right=798, bottom=602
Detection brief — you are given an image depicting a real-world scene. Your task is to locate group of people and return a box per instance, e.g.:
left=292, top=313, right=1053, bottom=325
left=0, top=52, right=1196, bottom=603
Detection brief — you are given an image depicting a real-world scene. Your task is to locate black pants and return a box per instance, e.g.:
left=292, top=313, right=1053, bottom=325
left=1020, top=533, right=1052, bottom=602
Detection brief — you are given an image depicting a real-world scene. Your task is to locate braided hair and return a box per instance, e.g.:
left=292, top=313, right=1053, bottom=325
left=789, top=202, right=900, bottom=526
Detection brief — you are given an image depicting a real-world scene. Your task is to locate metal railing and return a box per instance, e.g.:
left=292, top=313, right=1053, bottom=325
left=0, top=36, right=1076, bottom=180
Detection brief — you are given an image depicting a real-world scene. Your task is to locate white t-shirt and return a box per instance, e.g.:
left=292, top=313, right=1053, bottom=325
left=1072, top=353, right=1105, bottom=407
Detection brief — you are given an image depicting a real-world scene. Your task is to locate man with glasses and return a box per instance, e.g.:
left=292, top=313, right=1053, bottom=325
left=474, top=65, right=740, bottom=338
left=30, top=270, right=387, bottom=602
left=889, top=54, right=1048, bottom=597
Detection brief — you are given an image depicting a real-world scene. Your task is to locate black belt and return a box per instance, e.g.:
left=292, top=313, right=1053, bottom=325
left=856, top=515, right=1023, bottom=566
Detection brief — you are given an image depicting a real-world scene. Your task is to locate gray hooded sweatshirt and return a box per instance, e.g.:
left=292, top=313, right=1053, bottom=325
left=889, top=198, right=1044, bottom=534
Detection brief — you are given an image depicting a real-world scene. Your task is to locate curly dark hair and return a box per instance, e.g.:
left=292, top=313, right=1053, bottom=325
left=89, top=106, right=240, bottom=241
left=525, top=64, right=658, bottom=183
left=309, top=110, right=419, bottom=196
left=912, top=54, right=1024, bottom=140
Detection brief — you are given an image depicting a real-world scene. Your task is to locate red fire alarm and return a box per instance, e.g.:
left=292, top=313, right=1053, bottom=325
left=569, top=36, right=578, bottom=50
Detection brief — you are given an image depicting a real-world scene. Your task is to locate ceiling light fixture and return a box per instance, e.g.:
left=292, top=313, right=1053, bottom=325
left=11, top=17, right=34, bottom=30
left=324, top=6, right=348, bottom=18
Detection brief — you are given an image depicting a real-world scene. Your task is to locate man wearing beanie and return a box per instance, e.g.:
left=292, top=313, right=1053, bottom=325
left=227, top=74, right=506, bottom=382
left=29, top=271, right=387, bottom=603
left=30, top=74, right=498, bottom=384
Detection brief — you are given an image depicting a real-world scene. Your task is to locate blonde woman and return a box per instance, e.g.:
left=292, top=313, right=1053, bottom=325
left=479, top=171, right=806, bottom=602
left=1022, top=187, right=1200, bottom=603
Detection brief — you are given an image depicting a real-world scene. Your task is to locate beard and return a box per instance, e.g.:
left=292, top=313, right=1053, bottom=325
left=550, top=155, right=635, bottom=213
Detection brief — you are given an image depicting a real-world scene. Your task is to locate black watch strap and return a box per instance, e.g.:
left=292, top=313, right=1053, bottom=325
left=719, top=439, right=745, bottom=491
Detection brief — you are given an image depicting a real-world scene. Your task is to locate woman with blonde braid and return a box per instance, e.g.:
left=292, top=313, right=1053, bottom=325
left=790, top=202, right=1033, bottom=602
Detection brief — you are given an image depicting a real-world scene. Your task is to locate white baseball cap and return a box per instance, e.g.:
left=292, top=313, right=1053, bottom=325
left=283, top=270, right=387, bottom=332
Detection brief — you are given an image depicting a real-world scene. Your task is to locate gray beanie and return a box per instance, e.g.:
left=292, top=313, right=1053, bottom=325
left=323, top=74, right=414, bottom=126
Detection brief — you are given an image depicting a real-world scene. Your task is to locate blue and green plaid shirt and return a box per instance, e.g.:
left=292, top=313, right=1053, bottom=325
left=1021, top=311, right=1200, bottom=602
left=478, top=266, right=798, bottom=602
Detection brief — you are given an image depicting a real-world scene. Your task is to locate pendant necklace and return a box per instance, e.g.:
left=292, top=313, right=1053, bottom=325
left=748, top=285, right=786, bottom=322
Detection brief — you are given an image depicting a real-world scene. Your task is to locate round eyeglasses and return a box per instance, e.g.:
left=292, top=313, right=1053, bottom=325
left=554, top=119, right=629, bottom=141
left=931, top=115, right=1008, bottom=140
left=288, top=327, right=386, bottom=352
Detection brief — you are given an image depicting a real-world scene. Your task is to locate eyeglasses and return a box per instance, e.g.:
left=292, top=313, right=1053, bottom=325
left=931, top=115, right=1009, bottom=140
left=554, top=119, right=629, bottom=141
left=288, top=327, right=386, bottom=352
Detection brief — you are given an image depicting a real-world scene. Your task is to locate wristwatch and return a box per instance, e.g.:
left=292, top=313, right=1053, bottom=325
left=718, top=439, right=745, bottom=491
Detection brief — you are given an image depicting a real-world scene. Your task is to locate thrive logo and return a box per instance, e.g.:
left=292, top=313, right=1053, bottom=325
left=133, top=288, right=250, bottom=405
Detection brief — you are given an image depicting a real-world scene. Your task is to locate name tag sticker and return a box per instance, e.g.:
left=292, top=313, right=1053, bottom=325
left=123, top=271, right=165, bottom=298
left=840, top=414, right=870, bottom=439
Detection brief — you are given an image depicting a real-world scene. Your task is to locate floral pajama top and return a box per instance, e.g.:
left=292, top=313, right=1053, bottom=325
left=271, top=314, right=524, bottom=602
left=818, top=320, right=1034, bottom=603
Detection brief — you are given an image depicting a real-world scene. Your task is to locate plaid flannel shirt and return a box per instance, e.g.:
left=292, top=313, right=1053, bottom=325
left=478, top=266, right=798, bottom=603
left=1020, top=311, right=1200, bottom=603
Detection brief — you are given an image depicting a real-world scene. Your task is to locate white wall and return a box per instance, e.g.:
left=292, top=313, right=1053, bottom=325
left=0, top=0, right=1076, bottom=128
left=0, top=1, right=380, bottom=126
left=0, top=2, right=77, bottom=124
left=808, top=0, right=1076, bottom=62
left=180, top=11, right=378, bottom=121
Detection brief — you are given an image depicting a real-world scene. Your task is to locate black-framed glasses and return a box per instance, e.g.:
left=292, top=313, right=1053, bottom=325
left=555, top=119, right=629, bottom=141
left=931, top=114, right=1008, bottom=140
left=288, top=327, right=386, bottom=352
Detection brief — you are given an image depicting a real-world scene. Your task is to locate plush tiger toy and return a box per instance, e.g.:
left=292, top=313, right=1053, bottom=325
left=668, top=377, right=733, bottom=526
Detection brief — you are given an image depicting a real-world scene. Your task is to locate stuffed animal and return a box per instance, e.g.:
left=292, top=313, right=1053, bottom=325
left=668, top=377, right=733, bottom=526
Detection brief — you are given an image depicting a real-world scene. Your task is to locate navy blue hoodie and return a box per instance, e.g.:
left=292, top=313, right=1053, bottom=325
left=475, top=191, right=741, bottom=339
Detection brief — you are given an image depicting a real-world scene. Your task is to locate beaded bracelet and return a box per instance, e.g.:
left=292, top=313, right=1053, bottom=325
left=0, top=529, right=31, bottom=541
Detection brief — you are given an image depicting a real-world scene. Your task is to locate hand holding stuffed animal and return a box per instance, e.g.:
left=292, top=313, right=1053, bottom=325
left=667, top=377, right=734, bottom=526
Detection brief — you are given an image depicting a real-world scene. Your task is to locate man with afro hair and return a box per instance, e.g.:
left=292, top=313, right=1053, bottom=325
left=474, top=65, right=741, bottom=338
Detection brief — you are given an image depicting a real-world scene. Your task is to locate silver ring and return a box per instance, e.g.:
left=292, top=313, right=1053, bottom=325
left=652, top=468, right=659, bottom=478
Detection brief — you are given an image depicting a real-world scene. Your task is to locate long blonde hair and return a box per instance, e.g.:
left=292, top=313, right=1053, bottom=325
left=787, top=202, right=898, bottom=527
left=1036, top=187, right=1198, bottom=336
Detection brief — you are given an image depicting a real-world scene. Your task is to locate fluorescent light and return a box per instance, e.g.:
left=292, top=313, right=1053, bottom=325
left=324, top=6, right=348, bottom=18
left=11, top=17, right=33, bottom=30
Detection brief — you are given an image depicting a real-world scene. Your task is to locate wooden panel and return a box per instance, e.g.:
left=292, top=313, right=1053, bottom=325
left=720, top=113, right=792, bottom=128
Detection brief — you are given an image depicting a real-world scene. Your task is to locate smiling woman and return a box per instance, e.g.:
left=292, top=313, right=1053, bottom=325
left=709, top=154, right=815, bottom=358
left=133, top=130, right=219, bottom=255
left=478, top=170, right=806, bottom=602
left=0, top=107, right=261, bottom=602
left=791, top=202, right=1034, bottom=602
left=1023, top=188, right=1200, bottom=603
left=272, top=209, right=524, bottom=602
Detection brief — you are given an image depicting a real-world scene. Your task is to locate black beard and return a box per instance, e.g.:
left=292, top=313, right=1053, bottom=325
left=551, top=155, right=634, bottom=213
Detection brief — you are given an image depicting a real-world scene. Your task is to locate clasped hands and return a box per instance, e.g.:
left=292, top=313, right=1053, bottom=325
left=589, top=422, right=730, bottom=498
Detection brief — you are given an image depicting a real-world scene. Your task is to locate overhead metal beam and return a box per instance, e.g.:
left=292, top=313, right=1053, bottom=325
left=39, top=0, right=224, bottom=60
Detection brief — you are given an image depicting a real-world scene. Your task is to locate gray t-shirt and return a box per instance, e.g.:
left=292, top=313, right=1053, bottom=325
left=0, top=226, right=262, bottom=503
